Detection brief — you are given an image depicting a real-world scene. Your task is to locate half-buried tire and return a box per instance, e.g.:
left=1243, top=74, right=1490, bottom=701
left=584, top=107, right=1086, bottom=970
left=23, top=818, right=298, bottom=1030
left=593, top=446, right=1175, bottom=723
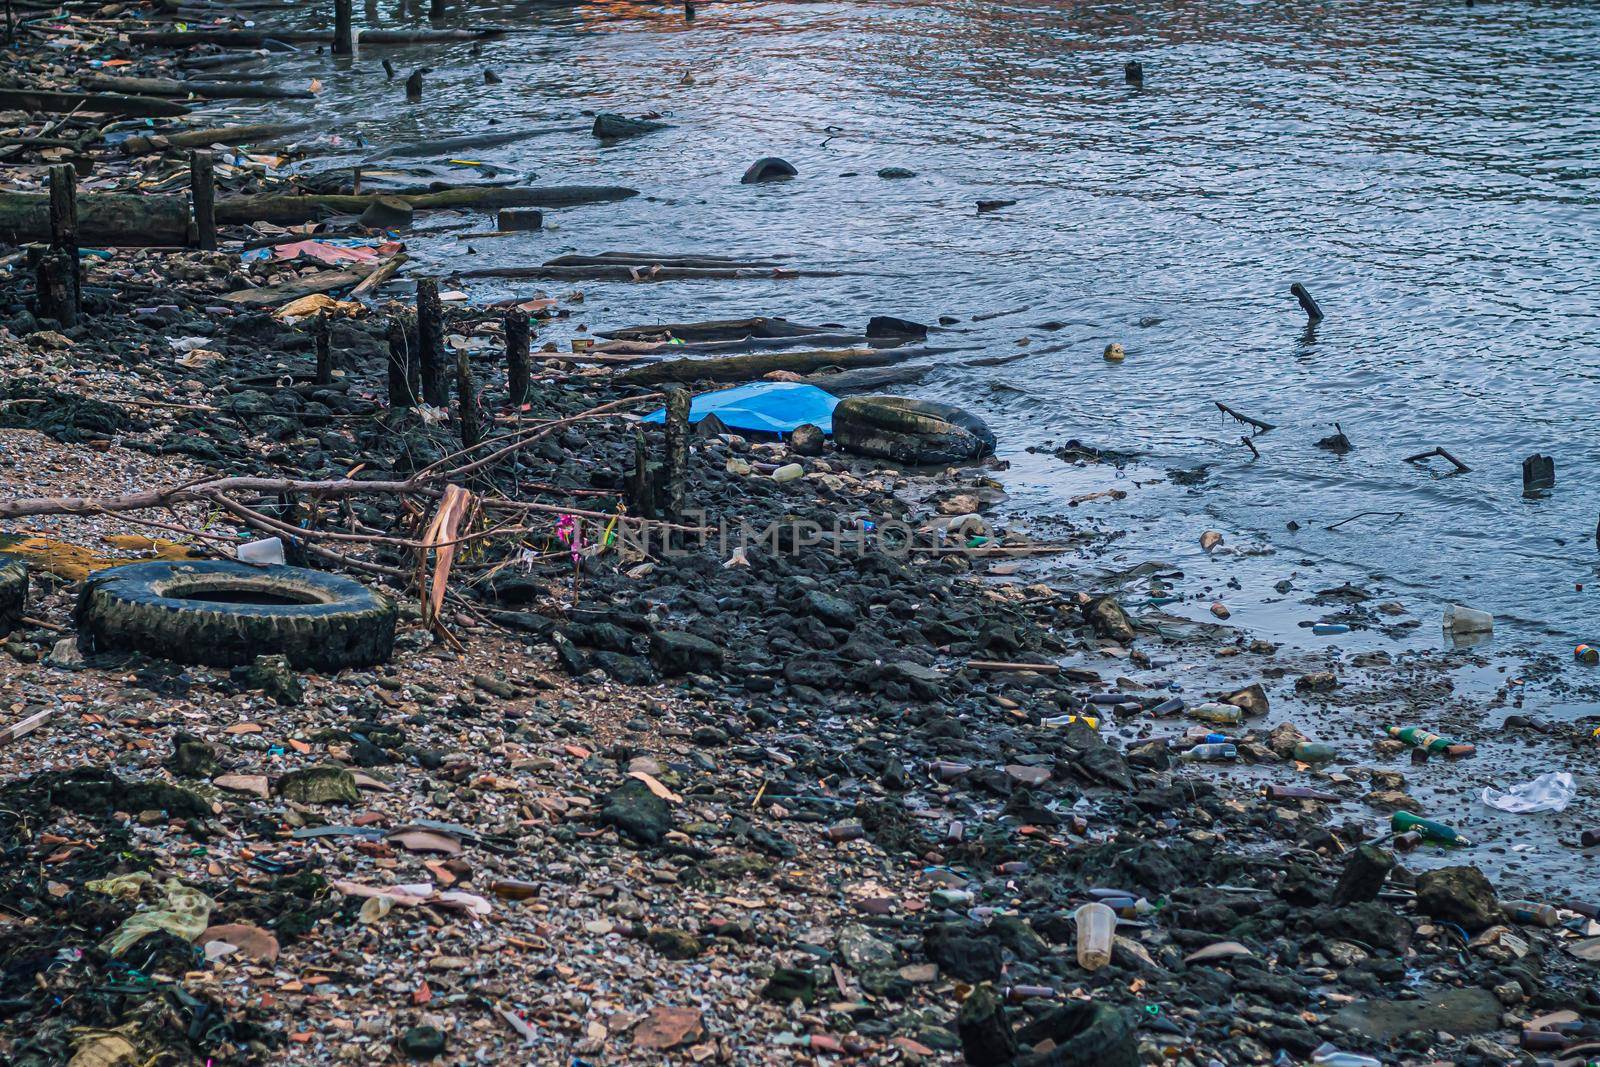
left=75, top=560, right=396, bottom=670
left=1, top=559, right=27, bottom=634
left=833, top=395, right=995, bottom=465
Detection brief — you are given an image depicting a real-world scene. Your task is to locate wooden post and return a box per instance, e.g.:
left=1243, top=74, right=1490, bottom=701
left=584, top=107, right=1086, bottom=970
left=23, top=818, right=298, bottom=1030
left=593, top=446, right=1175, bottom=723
left=663, top=385, right=690, bottom=518
left=314, top=311, right=333, bottom=385
left=333, top=0, right=354, bottom=56
left=428, top=0, right=443, bottom=18
left=386, top=312, right=416, bottom=407
left=415, top=278, right=448, bottom=407
left=47, top=164, right=78, bottom=309
left=504, top=307, right=531, bottom=407
left=456, top=349, right=481, bottom=448
left=35, top=249, right=76, bottom=328
left=190, top=150, right=216, bottom=251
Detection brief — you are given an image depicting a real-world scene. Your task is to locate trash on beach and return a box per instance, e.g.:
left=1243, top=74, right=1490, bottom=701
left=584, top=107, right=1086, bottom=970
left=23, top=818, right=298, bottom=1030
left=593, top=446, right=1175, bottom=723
left=236, top=536, right=285, bottom=566
left=242, top=237, right=400, bottom=265
left=641, top=381, right=839, bottom=435
left=274, top=293, right=365, bottom=321
left=1442, top=603, right=1493, bottom=635
left=1481, top=772, right=1576, bottom=814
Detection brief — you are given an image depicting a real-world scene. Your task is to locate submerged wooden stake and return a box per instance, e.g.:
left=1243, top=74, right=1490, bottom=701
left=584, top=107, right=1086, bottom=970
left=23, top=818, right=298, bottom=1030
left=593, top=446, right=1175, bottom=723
left=333, top=0, right=354, bottom=56
left=1215, top=401, right=1274, bottom=433
left=190, top=150, right=216, bottom=251
left=504, top=307, right=531, bottom=407
left=1405, top=446, right=1471, bottom=474
left=47, top=164, right=79, bottom=305
left=663, top=386, right=691, bottom=518
left=416, top=278, right=448, bottom=407
left=314, top=311, right=333, bottom=385
left=456, top=348, right=481, bottom=448
left=386, top=312, right=417, bottom=408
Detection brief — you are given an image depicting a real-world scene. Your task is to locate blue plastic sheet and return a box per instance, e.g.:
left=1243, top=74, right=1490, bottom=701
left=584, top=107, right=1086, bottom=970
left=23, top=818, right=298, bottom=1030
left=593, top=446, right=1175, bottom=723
left=641, top=382, right=839, bottom=435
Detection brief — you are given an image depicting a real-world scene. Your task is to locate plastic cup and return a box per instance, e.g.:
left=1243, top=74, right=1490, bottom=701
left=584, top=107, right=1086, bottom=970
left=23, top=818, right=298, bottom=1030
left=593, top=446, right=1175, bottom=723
left=1074, top=902, right=1116, bottom=971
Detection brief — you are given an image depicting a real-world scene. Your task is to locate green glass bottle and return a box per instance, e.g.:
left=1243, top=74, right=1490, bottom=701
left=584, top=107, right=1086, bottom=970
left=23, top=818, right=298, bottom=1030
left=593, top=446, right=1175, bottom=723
left=1392, top=810, right=1469, bottom=845
left=1386, top=726, right=1451, bottom=753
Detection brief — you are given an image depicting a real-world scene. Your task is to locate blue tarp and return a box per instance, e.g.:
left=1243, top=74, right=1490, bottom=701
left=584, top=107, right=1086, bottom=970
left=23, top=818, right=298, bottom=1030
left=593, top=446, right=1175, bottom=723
left=641, top=382, right=839, bottom=435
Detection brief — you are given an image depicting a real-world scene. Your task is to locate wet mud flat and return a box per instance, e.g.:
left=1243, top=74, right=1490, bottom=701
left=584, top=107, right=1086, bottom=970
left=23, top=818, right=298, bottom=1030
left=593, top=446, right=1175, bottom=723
left=1, top=4, right=1599, bottom=1067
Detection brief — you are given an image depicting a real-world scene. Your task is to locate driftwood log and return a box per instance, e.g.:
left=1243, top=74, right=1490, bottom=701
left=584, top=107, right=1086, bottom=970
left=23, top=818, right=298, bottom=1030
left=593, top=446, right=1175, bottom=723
left=0, top=89, right=189, bottom=117
left=127, top=27, right=504, bottom=46
left=220, top=265, right=376, bottom=307
left=215, top=185, right=637, bottom=224
left=83, top=76, right=313, bottom=99
left=122, top=123, right=307, bottom=156
left=619, top=346, right=940, bottom=385
left=0, top=190, right=191, bottom=246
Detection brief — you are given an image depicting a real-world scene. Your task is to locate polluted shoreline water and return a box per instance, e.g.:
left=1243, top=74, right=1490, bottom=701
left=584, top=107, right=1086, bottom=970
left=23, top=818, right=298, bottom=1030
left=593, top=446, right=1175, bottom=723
left=2, top=1, right=1600, bottom=1065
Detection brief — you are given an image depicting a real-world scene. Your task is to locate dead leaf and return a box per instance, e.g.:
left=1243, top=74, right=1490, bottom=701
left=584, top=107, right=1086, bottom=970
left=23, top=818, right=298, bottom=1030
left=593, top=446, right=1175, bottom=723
left=421, top=485, right=473, bottom=627
left=68, top=1032, right=137, bottom=1067
left=386, top=829, right=463, bottom=856
left=1183, top=941, right=1253, bottom=965
left=628, top=771, right=683, bottom=804
left=212, top=774, right=269, bottom=799
left=633, top=1006, right=703, bottom=1051
left=200, top=923, right=280, bottom=962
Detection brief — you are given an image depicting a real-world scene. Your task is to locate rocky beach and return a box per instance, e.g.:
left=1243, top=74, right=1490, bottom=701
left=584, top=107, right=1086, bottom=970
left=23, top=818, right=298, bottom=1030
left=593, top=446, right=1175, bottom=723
left=2, top=3, right=1599, bottom=1066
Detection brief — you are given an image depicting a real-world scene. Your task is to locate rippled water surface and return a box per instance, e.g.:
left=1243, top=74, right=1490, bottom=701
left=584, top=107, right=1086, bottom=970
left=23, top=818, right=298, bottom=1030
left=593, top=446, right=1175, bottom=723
left=246, top=0, right=1600, bottom=646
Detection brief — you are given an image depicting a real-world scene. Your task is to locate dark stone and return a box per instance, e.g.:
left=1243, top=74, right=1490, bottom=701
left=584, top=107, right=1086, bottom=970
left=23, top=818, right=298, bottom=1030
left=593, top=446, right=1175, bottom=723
left=956, top=983, right=1018, bottom=1066
left=398, top=1025, right=446, bottom=1059
left=497, top=208, right=543, bottom=231
left=801, top=589, right=856, bottom=628
left=1416, top=865, right=1501, bottom=931
left=741, top=156, right=797, bottom=184
left=650, top=629, right=723, bottom=676
left=1330, top=844, right=1395, bottom=906
left=600, top=778, right=673, bottom=845
left=359, top=196, right=413, bottom=230
left=165, top=731, right=221, bottom=779
left=762, top=966, right=818, bottom=1004
left=877, top=166, right=916, bottom=179
left=646, top=927, right=703, bottom=959
left=1332, top=986, right=1500, bottom=1043
left=924, top=923, right=1003, bottom=982
left=1316, top=902, right=1411, bottom=952
left=1084, top=595, right=1135, bottom=642
left=276, top=764, right=359, bottom=805
left=789, top=423, right=825, bottom=456
left=239, top=654, right=303, bottom=706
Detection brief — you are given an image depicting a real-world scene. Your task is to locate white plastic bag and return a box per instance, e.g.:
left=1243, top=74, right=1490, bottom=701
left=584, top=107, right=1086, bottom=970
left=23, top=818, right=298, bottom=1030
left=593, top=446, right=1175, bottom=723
left=1481, top=771, right=1575, bottom=814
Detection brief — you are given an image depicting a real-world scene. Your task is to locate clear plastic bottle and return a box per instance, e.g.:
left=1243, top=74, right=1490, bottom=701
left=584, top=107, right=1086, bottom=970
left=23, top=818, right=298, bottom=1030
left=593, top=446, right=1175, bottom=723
left=1074, top=902, right=1116, bottom=971
left=1311, top=1044, right=1381, bottom=1067
left=1183, top=743, right=1238, bottom=761
left=1190, top=702, right=1242, bottom=725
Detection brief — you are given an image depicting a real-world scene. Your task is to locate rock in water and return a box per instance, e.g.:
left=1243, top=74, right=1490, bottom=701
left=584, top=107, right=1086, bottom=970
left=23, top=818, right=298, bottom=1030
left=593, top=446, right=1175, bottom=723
left=1085, top=595, right=1135, bottom=642
left=601, top=779, right=672, bottom=844
left=877, top=166, right=916, bottom=179
left=832, top=395, right=993, bottom=465
left=740, top=156, right=797, bottom=184
left=592, top=112, right=670, bottom=139
left=276, top=764, right=359, bottom=805
left=359, top=196, right=413, bottom=230
left=1416, top=865, right=1502, bottom=930
left=865, top=315, right=928, bottom=341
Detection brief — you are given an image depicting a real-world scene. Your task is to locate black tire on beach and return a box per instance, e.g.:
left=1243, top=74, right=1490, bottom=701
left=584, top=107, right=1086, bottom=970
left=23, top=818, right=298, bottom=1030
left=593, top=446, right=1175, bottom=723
left=1014, top=1003, right=1139, bottom=1067
left=833, top=395, right=995, bottom=466
left=0, top=559, right=28, bottom=634
left=75, top=560, right=396, bottom=670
